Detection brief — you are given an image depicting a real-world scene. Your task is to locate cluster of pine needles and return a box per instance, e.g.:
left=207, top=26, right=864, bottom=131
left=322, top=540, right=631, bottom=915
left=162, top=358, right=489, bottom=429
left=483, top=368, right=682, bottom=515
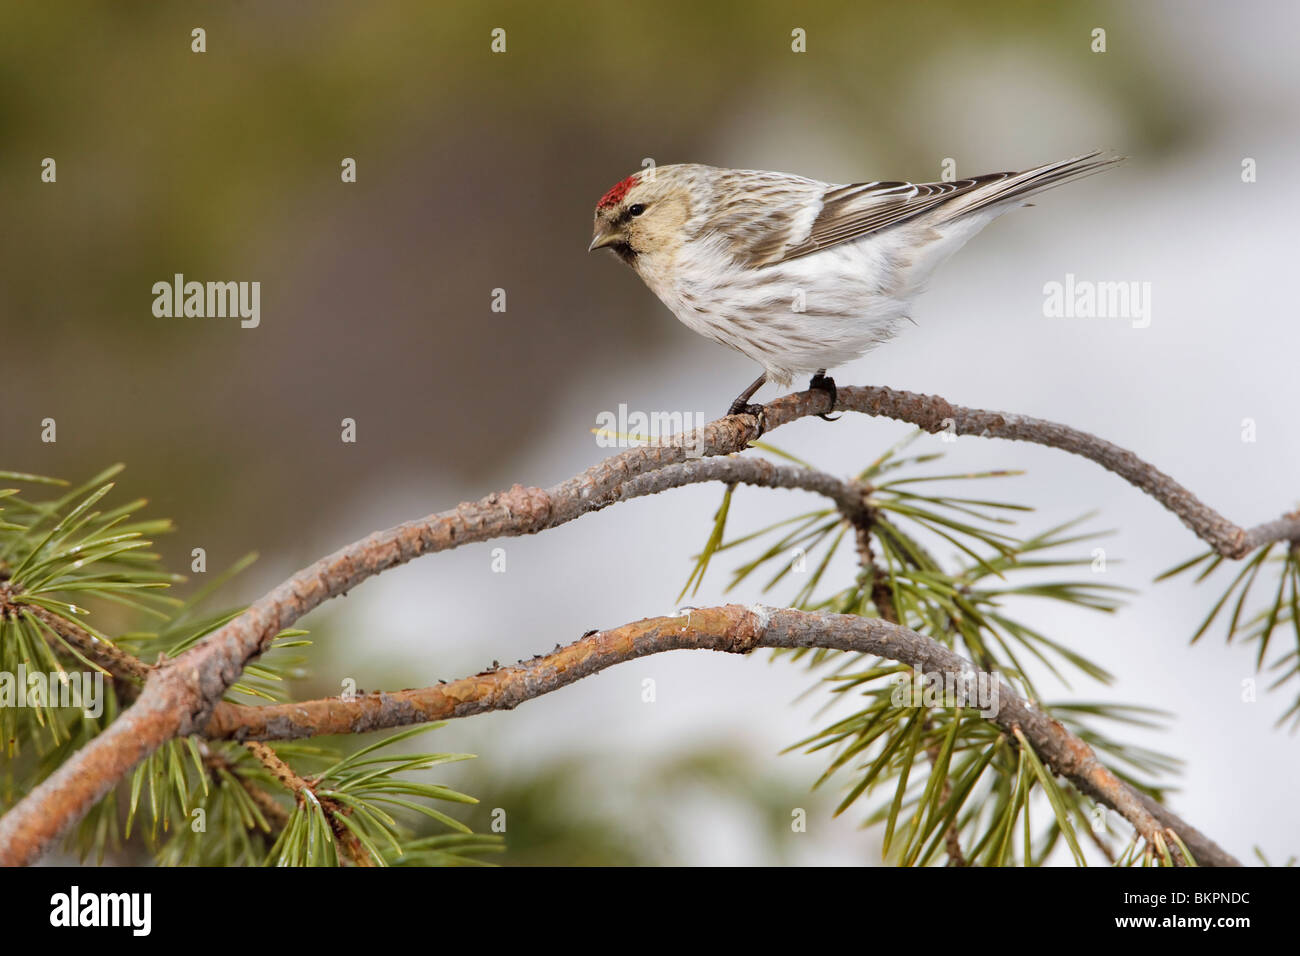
left=679, top=433, right=1298, bottom=866
left=0, top=466, right=500, bottom=866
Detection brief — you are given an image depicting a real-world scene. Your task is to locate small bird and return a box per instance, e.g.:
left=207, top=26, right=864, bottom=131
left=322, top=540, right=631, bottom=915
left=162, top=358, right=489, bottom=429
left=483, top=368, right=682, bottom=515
left=589, top=151, right=1122, bottom=423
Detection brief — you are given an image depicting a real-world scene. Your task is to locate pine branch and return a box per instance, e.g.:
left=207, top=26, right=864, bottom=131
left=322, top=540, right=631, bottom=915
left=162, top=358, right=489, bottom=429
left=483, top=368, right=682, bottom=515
left=201, top=605, right=1231, bottom=866
left=821, top=385, right=1299, bottom=558
left=243, top=741, right=372, bottom=867
left=22, top=602, right=151, bottom=685
left=2, top=381, right=1283, bottom=865
left=613, top=455, right=870, bottom=519
left=197, top=741, right=290, bottom=834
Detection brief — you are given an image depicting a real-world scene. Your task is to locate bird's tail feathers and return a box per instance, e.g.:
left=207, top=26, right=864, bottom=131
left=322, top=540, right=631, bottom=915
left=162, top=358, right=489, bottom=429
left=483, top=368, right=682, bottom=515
left=949, top=149, right=1125, bottom=219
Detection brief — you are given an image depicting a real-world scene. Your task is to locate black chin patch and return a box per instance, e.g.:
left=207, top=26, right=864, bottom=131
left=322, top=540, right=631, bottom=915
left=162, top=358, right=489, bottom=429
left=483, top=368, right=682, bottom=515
left=612, top=242, right=637, bottom=263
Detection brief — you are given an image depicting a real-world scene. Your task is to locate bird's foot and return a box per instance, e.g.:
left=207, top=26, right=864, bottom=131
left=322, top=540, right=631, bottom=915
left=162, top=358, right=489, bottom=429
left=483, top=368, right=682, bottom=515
left=726, top=399, right=766, bottom=438
left=809, top=372, right=841, bottom=421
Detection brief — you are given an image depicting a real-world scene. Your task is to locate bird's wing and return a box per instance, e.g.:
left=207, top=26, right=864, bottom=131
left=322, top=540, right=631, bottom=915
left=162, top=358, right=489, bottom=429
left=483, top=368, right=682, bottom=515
left=733, top=151, right=1121, bottom=267
left=691, top=168, right=828, bottom=268
left=772, top=174, right=1013, bottom=264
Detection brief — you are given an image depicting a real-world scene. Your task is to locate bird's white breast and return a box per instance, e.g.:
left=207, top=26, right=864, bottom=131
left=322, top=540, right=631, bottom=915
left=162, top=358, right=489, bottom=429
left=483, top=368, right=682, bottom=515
left=647, top=228, right=921, bottom=385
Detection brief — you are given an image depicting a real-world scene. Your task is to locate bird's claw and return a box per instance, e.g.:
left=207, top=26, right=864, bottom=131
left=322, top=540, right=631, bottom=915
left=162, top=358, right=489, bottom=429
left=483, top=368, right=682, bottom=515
left=726, top=401, right=766, bottom=438
left=809, top=373, right=841, bottom=421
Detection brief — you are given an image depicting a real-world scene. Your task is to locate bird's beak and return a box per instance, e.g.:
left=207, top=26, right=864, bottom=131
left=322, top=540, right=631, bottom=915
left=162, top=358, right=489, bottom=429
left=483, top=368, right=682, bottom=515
left=588, top=225, right=621, bottom=252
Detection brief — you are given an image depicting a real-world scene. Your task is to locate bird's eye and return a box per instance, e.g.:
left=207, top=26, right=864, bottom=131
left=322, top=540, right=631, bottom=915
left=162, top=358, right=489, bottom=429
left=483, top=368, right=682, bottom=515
left=628, top=203, right=646, bottom=217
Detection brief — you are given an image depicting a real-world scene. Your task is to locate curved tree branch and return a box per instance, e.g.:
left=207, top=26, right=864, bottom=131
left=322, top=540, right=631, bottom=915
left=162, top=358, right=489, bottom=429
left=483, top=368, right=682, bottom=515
left=205, top=605, right=1232, bottom=866
left=611, top=455, right=870, bottom=519
left=826, top=385, right=1300, bottom=558
left=0, top=413, right=764, bottom=865
left=2, top=381, right=1287, bottom=865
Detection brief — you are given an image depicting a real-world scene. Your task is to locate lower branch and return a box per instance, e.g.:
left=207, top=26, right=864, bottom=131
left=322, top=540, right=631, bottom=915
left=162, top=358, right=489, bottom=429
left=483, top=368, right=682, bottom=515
left=205, top=604, right=1236, bottom=867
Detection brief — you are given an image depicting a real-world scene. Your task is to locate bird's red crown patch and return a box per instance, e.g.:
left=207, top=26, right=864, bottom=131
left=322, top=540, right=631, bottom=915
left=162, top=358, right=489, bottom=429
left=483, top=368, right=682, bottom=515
left=597, top=175, right=638, bottom=210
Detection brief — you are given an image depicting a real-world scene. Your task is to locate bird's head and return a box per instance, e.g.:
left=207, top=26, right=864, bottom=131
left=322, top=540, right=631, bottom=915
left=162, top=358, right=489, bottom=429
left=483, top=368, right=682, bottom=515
left=588, top=168, right=692, bottom=264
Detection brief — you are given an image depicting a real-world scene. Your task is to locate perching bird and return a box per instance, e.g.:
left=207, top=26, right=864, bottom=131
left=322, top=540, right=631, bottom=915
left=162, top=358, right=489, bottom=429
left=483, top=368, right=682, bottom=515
left=589, top=150, right=1122, bottom=423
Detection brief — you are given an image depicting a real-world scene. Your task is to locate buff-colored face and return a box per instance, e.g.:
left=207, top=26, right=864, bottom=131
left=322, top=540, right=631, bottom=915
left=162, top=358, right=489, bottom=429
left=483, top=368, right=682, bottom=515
left=588, top=172, right=690, bottom=264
